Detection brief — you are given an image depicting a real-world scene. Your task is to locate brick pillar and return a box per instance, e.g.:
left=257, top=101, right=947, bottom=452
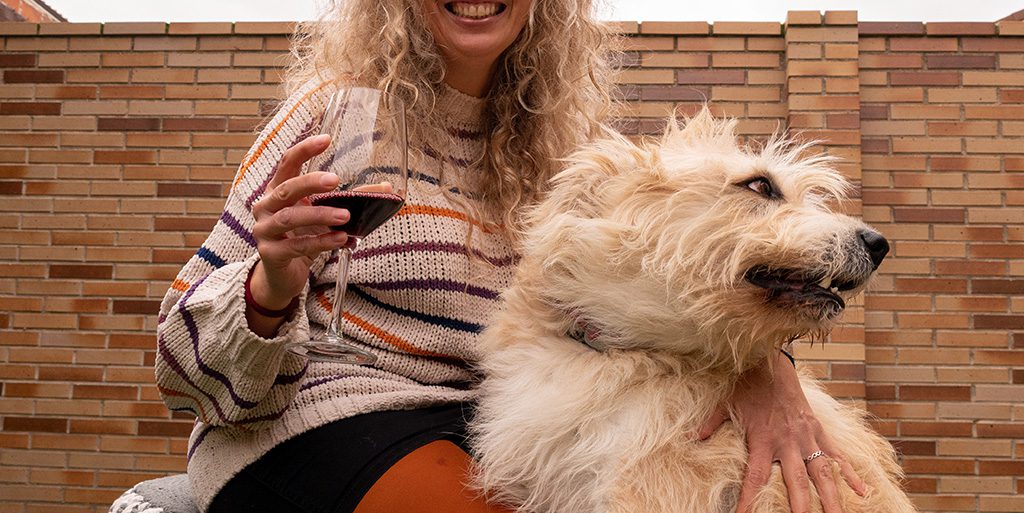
left=784, top=11, right=866, bottom=401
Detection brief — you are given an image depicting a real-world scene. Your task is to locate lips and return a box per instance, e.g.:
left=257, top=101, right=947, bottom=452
left=744, top=267, right=863, bottom=314
left=444, top=2, right=507, bottom=19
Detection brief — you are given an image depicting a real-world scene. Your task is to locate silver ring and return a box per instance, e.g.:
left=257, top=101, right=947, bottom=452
left=804, top=450, right=825, bottom=464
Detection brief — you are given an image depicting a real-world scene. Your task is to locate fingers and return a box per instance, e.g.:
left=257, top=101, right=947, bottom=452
left=255, top=171, right=340, bottom=219
left=697, top=406, right=729, bottom=440
left=780, top=451, right=812, bottom=513
left=267, top=134, right=331, bottom=190
left=255, top=205, right=350, bottom=241
left=258, top=231, right=351, bottom=263
left=352, top=181, right=394, bottom=194
left=736, top=448, right=773, bottom=513
left=807, top=456, right=844, bottom=513
left=819, top=437, right=867, bottom=497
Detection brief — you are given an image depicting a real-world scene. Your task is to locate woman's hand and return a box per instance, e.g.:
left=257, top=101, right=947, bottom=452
left=697, top=351, right=867, bottom=513
left=246, top=134, right=353, bottom=335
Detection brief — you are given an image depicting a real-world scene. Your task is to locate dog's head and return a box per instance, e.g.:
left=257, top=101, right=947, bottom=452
left=520, top=108, right=887, bottom=371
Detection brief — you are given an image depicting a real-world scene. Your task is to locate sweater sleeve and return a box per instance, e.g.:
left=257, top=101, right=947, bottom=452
left=155, top=81, right=332, bottom=430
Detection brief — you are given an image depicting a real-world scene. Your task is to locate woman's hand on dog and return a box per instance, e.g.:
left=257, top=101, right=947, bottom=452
left=697, top=352, right=867, bottom=513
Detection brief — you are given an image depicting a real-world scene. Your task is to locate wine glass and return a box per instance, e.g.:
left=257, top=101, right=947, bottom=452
left=286, top=86, right=408, bottom=364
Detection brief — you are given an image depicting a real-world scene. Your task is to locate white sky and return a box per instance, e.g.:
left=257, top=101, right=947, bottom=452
left=42, top=0, right=1024, bottom=23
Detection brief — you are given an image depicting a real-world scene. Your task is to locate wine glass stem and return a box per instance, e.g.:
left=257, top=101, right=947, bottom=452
left=326, top=243, right=356, bottom=343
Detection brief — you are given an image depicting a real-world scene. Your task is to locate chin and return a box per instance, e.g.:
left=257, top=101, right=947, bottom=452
left=424, top=0, right=530, bottom=63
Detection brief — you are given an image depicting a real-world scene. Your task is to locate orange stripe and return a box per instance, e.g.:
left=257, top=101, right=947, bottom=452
left=171, top=279, right=190, bottom=292
left=232, top=81, right=332, bottom=189
left=314, top=290, right=455, bottom=360
left=397, top=204, right=499, bottom=233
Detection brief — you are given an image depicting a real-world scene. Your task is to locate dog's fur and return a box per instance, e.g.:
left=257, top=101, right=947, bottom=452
left=468, top=110, right=918, bottom=513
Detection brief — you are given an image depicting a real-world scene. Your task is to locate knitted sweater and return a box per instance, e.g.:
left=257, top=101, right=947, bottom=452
left=154, top=80, right=518, bottom=510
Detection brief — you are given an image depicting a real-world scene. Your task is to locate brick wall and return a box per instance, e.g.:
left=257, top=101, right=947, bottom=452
left=0, top=12, right=1021, bottom=512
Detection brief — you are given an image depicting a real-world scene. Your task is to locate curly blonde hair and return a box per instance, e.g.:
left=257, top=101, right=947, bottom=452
left=286, top=0, right=616, bottom=233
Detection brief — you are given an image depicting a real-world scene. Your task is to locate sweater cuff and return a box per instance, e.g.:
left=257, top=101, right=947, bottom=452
left=190, top=253, right=310, bottom=380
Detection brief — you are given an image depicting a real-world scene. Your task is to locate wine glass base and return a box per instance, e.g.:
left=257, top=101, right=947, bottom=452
left=286, top=340, right=378, bottom=365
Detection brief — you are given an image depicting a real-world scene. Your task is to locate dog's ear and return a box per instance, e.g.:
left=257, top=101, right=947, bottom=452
left=542, top=130, right=650, bottom=220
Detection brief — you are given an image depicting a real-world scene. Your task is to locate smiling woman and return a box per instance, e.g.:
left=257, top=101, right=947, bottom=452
left=147, top=0, right=615, bottom=512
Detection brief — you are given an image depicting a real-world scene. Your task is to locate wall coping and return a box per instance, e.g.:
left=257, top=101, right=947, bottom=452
left=3, top=18, right=1023, bottom=37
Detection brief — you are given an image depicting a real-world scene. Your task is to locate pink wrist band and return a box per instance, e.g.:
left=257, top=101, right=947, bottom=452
left=245, top=264, right=299, bottom=318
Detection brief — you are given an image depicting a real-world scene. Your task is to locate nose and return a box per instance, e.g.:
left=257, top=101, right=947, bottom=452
left=859, top=229, right=889, bottom=269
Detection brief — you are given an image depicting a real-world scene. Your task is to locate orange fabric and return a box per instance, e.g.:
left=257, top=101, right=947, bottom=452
left=354, top=440, right=514, bottom=513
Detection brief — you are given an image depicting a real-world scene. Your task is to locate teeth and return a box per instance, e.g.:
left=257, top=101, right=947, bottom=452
left=830, top=286, right=839, bottom=294
left=818, top=276, right=832, bottom=289
left=450, top=2, right=501, bottom=18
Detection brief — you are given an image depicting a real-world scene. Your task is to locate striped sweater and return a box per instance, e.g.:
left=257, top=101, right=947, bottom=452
left=154, top=81, right=518, bottom=510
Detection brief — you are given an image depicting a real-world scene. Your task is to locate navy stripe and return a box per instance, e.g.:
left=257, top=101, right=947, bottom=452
left=196, top=246, right=225, bottom=269
left=349, top=286, right=483, bottom=334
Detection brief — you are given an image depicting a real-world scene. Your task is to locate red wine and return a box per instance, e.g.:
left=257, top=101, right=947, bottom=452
left=311, top=191, right=404, bottom=238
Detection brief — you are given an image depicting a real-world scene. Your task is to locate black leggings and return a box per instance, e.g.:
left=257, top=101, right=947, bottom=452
left=208, top=402, right=473, bottom=513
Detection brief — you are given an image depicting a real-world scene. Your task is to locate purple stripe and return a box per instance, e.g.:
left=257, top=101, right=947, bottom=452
left=353, top=241, right=519, bottom=267
left=422, top=144, right=473, bottom=168
left=299, top=374, right=344, bottom=392
left=187, top=424, right=214, bottom=461
left=360, top=278, right=499, bottom=300
left=220, top=211, right=256, bottom=248
left=178, top=281, right=261, bottom=410
left=273, top=360, right=309, bottom=386
left=158, top=334, right=238, bottom=424
left=159, top=336, right=292, bottom=429
left=245, top=116, right=321, bottom=209
left=448, top=127, right=483, bottom=140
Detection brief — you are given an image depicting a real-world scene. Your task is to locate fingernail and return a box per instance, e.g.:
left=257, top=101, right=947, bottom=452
left=336, top=210, right=349, bottom=222
left=320, top=174, right=338, bottom=187
left=313, top=134, right=331, bottom=145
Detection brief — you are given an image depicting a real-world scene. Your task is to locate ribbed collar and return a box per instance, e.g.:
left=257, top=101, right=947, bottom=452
left=435, top=82, right=487, bottom=127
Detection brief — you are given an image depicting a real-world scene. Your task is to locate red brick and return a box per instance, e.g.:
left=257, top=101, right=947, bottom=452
left=96, top=117, right=161, bottom=131
left=0, top=102, right=61, bottom=115
left=895, top=278, right=968, bottom=293
left=892, top=208, right=965, bottom=223
left=900, top=385, right=972, bottom=401
left=891, top=440, right=936, bottom=456
left=3, top=416, right=68, bottom=433
left=676, top=70, right=746, bottom=85
left=926, top=54, right=997, bottom=69
left=93, top=150, right=157, bottom=165
left=137, top=420, right=194, bottom=437
left=46, top=264, right=113, bottom=280
left=901, top=422, right=973, bottom=437
left=974, top=315, right=1024, bottom=330
left=162, top=117, right=228, bottom=131
left=156, top=182, right=225, bottom=197
left=859, top=22, right=925, bottom=35
left=0, top=54, right=37, bottom=67
left=976, top=423, right=1024, bottom=439
left=111, top=299, right=161, bottom=315
left=973, top=279, right=1024, bottom=294
left=903, top=458, right=975, bottom=475
left=72, top=385, right=138, bottom=400
left=890, top=72, right=961, bottom=86
left=3, top=70, right=64, bottom=83
left=926, top=22, right=997, bottom=35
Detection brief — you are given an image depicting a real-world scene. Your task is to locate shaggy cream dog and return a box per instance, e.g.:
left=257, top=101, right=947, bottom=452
left=469, top=110, right=917, bottom=513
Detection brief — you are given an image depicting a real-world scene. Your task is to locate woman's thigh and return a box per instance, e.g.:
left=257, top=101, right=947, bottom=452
left=354, top=440, right=513, bottom=513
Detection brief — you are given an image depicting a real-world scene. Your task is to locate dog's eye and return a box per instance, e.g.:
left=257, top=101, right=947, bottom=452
left=742, top=177, right=780, bottom=199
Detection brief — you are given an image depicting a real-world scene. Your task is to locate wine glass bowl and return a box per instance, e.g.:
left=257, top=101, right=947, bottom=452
left=285, top=86, right=408, bottom=364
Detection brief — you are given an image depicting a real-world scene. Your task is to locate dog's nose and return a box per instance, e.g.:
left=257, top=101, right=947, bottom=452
left=859, top=229, right=889, bottom=269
